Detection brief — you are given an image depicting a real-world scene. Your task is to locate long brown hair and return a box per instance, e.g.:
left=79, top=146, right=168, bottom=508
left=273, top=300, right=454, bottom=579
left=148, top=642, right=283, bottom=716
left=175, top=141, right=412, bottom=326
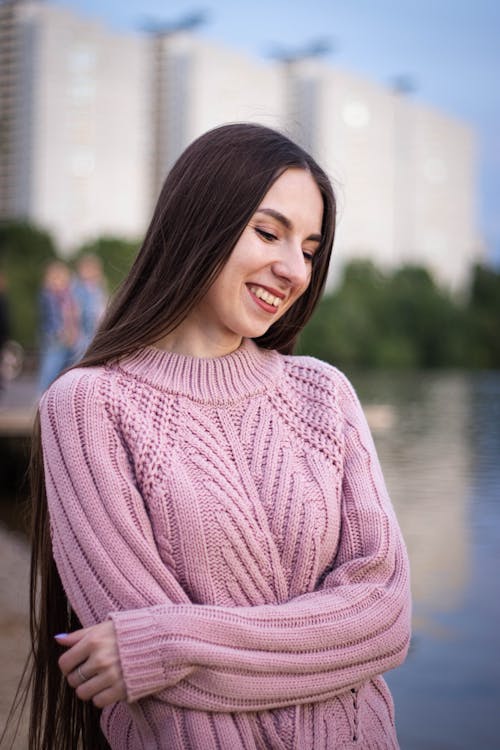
left=8, top=123, right=336, bottom=749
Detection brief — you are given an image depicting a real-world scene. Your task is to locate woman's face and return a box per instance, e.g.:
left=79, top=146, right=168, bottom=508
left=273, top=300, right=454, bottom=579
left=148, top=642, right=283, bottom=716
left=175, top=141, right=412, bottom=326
left=175, top=168, right=324, bottom=357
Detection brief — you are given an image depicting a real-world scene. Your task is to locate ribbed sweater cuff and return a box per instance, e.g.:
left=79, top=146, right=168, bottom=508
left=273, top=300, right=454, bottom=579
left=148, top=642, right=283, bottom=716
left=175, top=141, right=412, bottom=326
left=109, top=608, right=187, bottom=703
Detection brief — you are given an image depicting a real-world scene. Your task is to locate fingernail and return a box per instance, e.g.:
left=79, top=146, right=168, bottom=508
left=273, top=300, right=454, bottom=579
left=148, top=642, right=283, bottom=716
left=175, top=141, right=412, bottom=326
left=54, top=633, right=68, bottom=639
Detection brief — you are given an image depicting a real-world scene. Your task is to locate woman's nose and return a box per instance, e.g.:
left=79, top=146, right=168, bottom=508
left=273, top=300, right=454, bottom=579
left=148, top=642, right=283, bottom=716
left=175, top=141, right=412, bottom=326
left=271, top=242, right=310, bottom=288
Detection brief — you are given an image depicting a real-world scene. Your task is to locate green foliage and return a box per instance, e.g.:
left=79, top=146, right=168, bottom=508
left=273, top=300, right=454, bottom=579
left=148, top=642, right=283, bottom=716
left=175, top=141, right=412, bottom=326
left=466, top=263, right=500, bottom=367
left=382, top=266, right=467, bottom=367
left=74, top=236, right=140, bottom=292
left=0, top=221, right=57, bottom=347
left=299, top=259, right=497, bottom=369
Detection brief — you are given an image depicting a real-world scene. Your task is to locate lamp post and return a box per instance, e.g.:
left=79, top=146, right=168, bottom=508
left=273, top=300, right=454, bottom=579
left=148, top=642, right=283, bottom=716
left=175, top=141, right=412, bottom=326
left=142, top=11, right=208, bottom=204
left=391, top=74, right=416, bottom=266
left=141, top=10, right=209, bottom=38
left=268, top=38, right=334, bottom=153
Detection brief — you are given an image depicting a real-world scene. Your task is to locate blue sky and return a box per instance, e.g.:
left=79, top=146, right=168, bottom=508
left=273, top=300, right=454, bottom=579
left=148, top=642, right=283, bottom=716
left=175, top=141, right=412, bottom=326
left=57, top=0, right=500, bottom=265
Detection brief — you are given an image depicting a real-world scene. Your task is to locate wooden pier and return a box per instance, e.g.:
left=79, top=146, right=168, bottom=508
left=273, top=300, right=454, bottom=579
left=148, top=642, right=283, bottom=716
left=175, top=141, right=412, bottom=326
left=0, top=407, right=35, bottom=437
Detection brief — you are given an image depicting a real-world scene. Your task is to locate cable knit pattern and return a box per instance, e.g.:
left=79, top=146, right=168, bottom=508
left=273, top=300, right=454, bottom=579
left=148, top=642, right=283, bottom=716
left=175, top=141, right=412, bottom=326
left=40, top=338, right=411, bottom=749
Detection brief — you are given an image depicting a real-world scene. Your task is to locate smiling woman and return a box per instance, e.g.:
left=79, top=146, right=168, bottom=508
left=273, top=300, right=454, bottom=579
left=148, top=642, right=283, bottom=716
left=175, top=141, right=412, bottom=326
left=9, top=123, right=411, bottom=750
left=165, top=168, right=324, bottom=357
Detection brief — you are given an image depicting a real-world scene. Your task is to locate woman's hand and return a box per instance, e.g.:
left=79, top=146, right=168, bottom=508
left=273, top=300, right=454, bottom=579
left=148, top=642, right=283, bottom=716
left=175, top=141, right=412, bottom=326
left=55, top=620, right=126, bottom=708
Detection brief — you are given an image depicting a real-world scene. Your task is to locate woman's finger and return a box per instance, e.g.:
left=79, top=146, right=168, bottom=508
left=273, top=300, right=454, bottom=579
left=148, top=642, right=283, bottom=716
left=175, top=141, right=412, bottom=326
left=54, top=629, right=86, bottom=646
left=71, top=664, right=126, bottom=706
left=57, top=637, right=91, bottom=676
left=91, top=683, right=127, bottom=709
left=66, top=661, right=95, bottom=689
left=74, top=670, right=110, bottom=701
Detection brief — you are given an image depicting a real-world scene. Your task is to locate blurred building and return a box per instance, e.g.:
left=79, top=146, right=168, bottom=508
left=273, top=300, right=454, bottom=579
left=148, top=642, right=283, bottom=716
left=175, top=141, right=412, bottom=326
left=0, top=0, right=480, bottom=290
left=309, top=64, right=478, bottom=291
left=0, top=0, right=150, bottom=250
left=151, top=32, right=284, bottom=201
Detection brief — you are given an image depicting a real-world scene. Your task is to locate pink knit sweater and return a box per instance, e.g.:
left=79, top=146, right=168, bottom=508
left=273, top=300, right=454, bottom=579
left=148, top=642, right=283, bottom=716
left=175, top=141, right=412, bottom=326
left=40, top=338, right=411, bottom=749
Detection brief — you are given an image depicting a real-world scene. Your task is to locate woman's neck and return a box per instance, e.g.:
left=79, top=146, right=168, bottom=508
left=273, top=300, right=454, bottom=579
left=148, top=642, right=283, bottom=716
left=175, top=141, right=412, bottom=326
left=153, top=318, right=242, bottom=359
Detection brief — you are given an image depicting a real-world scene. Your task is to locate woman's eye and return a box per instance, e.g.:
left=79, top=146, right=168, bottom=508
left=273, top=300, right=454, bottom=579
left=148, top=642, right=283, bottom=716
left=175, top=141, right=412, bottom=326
left=256, top=228, right=277, bottom=242
left=303, top=250, right=315, bottom=263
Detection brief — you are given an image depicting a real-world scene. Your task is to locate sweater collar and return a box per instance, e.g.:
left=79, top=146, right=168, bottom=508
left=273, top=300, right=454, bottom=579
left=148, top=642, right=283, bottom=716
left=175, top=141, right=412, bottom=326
left=114, top=338, right=283, bottom=404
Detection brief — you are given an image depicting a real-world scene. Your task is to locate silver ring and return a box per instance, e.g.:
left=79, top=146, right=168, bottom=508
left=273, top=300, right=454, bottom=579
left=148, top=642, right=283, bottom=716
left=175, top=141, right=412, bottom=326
left=77, top=665, right=88, bottom=683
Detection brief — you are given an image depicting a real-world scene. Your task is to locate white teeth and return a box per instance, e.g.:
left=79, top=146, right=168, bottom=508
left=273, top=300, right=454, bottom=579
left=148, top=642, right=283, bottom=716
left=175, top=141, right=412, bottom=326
left=249, top=286, right=281, bottom=307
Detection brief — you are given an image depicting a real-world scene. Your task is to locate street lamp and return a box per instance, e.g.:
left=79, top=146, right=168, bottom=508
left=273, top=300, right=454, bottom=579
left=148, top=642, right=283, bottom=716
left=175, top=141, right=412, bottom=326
left=268, top=38, right=334, bottom=65
left=142, top=10, right=209, bottom=204
left=390, top=74, right=417, bottom=266
left=140, top=10, right=209, bottom=37
left=268, top=38, right=334, bottom=152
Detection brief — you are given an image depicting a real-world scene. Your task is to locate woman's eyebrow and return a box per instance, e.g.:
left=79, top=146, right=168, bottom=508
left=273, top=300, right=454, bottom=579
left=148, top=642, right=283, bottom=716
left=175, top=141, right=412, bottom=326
left=255, top=208, right=322, bottom=242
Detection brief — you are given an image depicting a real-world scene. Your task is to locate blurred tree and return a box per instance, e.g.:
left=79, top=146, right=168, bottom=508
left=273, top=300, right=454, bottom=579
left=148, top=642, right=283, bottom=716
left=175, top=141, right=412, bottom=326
left=383, top=266, right=466, bottom=367
left=466, top=264, right=500, bottom=367
left=74, top=236, right=140, bottom=292
left=0, top=221, right=57, bottom=348
left=299, top=260, right=387, bottom=366
left=299, top=259, right=467, bottom=369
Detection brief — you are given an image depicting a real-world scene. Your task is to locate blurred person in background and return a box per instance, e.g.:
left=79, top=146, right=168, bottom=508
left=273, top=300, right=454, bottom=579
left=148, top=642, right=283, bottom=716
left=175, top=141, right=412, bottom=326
left=37, top=260, right=79, bottom=394
left=72, top=253, right=108, bottom=358
left=12, top=124, right=410, bottom=750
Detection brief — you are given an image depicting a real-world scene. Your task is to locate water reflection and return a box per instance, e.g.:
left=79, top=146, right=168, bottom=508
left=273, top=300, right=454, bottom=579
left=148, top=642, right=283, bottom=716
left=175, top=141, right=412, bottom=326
left=371, top=373, right=471, bottom=621
left=351, top=370, right=500, bottom=750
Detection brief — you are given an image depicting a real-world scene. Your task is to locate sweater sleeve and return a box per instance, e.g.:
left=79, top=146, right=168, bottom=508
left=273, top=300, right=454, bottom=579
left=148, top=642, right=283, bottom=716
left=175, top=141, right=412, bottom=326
left=41, top=366, right=411, bottom=713
left=40, top=369, right=196, bottom=694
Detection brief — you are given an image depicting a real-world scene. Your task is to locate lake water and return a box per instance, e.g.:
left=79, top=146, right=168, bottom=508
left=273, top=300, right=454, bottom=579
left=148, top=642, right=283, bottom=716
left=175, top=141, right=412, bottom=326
left=1, top=370, right=499, bottom=749
left=349, top=370, right=500, bottom=750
